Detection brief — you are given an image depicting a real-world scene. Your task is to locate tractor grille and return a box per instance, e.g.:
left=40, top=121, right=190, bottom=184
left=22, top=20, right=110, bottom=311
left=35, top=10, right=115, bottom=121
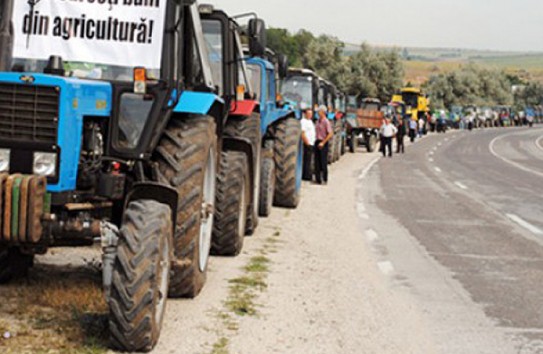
left=0, top=83, right=59, bottom=144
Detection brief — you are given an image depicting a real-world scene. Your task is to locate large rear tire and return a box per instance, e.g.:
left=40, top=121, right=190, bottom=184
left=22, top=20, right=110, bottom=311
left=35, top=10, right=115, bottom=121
left=273, top=117, right=302, bottom=208
left=154, top=116, right=217, bottom=298
left=0, top=247, right=33, bottom=284
left=108, top=200, right=172, bottom=352
left=224, top=114, right=261, bottom=236
left=212, top=151, right=249, bottom=256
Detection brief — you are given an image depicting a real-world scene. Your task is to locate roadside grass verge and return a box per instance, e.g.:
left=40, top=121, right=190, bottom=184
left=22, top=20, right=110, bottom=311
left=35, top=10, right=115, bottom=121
left=210, top=228, right=282, bottom=354
left=0, top=265, right=108, bottom=353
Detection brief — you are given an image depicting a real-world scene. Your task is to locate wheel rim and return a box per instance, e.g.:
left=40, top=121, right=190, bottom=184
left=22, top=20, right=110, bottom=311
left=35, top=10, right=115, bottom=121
left=199, top=149, right=216, bottom=272
left=238, top=175, right=248, bottom=237
left=155, top=235, right=171, bottom=326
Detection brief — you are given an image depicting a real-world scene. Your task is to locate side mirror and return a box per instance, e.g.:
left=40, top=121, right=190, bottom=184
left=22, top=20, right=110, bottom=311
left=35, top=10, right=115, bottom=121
left=277, top=54, right=288, bottom=79
left=248, top=18, right=266, bottom=57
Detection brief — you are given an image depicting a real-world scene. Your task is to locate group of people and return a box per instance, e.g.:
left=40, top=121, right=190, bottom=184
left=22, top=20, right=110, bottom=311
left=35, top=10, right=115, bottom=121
left=379, top=116, right=424, bottom=157
left=300, top=106, right=428, bottom=185
left=301, top=106, right=334, bottom=185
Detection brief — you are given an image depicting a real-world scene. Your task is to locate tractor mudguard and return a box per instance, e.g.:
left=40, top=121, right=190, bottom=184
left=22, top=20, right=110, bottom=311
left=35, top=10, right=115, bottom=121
left=173, top=91, right=224, bottom=116
left=230, top=100, right=258, bottom=117
left=125, top=182, right=179, bottom=233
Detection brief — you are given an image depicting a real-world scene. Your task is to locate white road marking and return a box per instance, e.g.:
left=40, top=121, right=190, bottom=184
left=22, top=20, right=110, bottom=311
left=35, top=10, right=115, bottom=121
left=489, top=133, right=543, bottom=178
left=366, top=229, right=379, bottom=242
left=377, top=261, right=395, bottom=275
left=506, top=214, right=543, bottom=235
left=428, top=158, right=434, bottom=162
left=434, top=167, right=442, bottom=173
left=358, top=156, right=381, bottom=180
left=429, top=151, right=434, bottom=156
left=455, top=181, right=468, bottom=190
left=536, top=135, right=543, bottom=151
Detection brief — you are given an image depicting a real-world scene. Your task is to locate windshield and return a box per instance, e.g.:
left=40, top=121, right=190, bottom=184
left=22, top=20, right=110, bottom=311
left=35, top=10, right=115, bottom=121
left=202, top=19, right=224, bottom=95
left=9, top=1, right=166, bottom=81
left=402, top=93, right=419, bottom=109
left=362, top=102, right=380, bottom=111
left=281, top=76, right=312, bottom=109
left=247, top=63, right=262, bottom=100
left=10, top=59, right=160, bottom=81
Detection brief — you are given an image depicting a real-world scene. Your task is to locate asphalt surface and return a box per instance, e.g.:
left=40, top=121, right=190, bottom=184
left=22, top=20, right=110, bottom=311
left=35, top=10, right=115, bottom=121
left=360, top=126, right=543, bottom=353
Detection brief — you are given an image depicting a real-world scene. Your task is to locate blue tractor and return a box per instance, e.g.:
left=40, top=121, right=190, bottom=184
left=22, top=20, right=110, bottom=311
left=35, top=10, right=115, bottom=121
left=199, top=7, right=302, bottom=259
left=0, top=1, right=269, bottom=351
left=245, top=52, right=303, bottom=212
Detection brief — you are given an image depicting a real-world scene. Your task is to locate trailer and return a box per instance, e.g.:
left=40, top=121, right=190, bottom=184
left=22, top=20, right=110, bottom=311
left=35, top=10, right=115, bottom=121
left=346, top=97, right=383, bottom=153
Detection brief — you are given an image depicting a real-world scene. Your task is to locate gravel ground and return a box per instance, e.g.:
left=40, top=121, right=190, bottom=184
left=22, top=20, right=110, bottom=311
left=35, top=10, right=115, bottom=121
left=154, top=149, right=437, bottom=354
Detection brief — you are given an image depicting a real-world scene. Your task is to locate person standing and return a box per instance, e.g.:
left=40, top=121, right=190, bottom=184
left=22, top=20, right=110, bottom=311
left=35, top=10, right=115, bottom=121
left=418, top=116, right=426, bottom=137
left=314, top=106, right=334, bottom=185
left=380, top=118, right=398, bottom=157
left=396, top=119, right=406, bottom=154
left=409, top=118, right=417, bottom=142
left=301, top=109, right=316, bottom=181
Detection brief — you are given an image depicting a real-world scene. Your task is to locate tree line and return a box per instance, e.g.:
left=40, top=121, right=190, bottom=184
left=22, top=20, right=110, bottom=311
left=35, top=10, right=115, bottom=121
left=267, top=27, right=543, bottom=109
left=267, top=28, right=403, bottom=103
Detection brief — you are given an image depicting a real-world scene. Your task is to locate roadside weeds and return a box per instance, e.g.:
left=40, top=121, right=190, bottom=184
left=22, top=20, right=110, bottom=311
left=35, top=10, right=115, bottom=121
left=209, top=229, right=283, bottom=354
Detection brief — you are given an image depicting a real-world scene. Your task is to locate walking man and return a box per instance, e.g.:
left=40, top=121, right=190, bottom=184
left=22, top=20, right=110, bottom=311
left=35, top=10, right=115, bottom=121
left=301, top=108, right=316, bottom=181
left=396, top=119, right=405, bottom=154
left=380, top=118, right=397, bottom=157
left=409, top=118, right=417, bottom=143
left=314, top=106, right=334, bottom=185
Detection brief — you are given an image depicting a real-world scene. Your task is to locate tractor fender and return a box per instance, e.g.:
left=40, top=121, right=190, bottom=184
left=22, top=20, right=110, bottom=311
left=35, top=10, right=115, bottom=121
left=230, top=100, right=258, bottom=117
left=173, top=91, right=224, bottom=117
left=125, top=182, right=179, bottom=233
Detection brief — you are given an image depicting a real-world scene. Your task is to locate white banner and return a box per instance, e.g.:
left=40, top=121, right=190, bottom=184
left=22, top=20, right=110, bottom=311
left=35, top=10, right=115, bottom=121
left=13, top=0, right=167, bottom=69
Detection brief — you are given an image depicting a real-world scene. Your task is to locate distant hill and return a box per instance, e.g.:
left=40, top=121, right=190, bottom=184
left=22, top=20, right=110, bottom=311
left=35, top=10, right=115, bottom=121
left=343, top=44, right=543, bottom=85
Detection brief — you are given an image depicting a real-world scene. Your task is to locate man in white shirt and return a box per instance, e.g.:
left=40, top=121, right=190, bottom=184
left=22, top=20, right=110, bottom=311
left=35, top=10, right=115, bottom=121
left=379, top=118, right=398, bottom=158
left=301, top=109, right=316, bottom=181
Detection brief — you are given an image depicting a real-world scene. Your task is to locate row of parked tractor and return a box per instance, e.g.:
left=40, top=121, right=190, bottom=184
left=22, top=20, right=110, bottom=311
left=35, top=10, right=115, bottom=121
left=0, top=1, right=393, bottom=352
left=429, top=106, right=543, bottom=131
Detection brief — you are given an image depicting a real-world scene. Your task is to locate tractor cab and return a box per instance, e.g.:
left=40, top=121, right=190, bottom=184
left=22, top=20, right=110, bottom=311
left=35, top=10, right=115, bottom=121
left=281, top=68, right=319, bottom=114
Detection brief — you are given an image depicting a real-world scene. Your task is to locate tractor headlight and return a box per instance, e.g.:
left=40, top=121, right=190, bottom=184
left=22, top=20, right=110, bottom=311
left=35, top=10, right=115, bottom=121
left=0, top=149, right=10, bottom=172
left=33, top=152, right=57, bottom=177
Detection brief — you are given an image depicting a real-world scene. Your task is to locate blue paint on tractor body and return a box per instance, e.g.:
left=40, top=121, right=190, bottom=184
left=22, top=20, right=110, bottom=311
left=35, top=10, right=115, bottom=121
left=0, top=73, right=112, bottom=192
left=0, top=71, right=221, bottom=194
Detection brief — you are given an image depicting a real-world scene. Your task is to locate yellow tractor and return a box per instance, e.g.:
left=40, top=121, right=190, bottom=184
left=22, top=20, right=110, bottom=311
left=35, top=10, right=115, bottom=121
left=392, top=87, right=429, bottom=121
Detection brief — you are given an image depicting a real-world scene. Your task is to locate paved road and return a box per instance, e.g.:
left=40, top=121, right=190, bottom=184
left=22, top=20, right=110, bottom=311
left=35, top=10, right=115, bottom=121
left=361, top=126, right=543, bottom=353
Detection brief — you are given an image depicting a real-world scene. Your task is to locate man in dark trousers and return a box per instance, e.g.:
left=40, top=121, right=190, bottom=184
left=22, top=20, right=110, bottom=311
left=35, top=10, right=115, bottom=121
left=396, top=119, right=406, bottom=154
left=379, top=118, right=397, bottom=157
left=314, top=106, right=334, bottom=185
left=301, top=108, right=316, bottom=181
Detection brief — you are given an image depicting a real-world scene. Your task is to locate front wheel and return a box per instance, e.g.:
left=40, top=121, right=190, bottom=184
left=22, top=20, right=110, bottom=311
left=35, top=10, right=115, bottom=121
left=258, top=157, right=275, bottom=217
left=273, top=117, right=302, bottom=208
left=349, top=130, right=357, bottom=153
left=367, top=134, right=377, bottom=153
left=108, top=200, right=172, bottom=352
left=212, top=151, right=250, bottom=256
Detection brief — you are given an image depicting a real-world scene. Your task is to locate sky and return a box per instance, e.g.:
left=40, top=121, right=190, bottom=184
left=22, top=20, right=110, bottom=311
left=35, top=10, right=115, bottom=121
left=206, top=0, right=543, bottom=52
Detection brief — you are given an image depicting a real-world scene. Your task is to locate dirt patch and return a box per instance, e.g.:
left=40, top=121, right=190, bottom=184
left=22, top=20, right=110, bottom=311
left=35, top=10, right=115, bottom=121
left=0, top=259, right=109, bottom=354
